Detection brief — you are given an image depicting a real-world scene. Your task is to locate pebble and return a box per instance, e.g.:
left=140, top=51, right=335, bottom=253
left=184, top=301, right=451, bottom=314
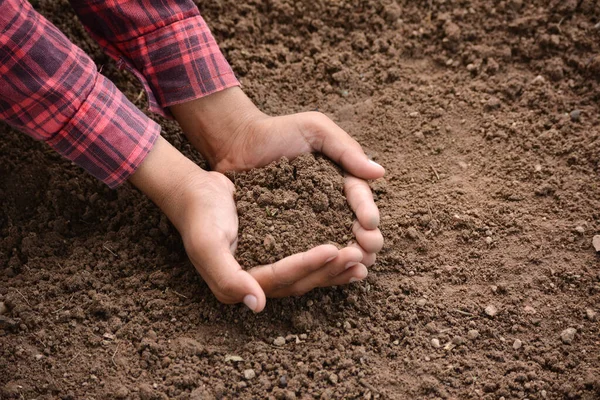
left=413, top=131, right=425, bottom=140
left=513, top=339, right=522, bottom=350
left=585, top=308, right=597, bottom=322
left=328, top=374, right=338, bottom=384
left=531, top=75, right=545, bottom=85
left=574, top=226, right=585, bottom=234
left=406, top=227, right=419, bottom=240
left=485, top=97, right=501, bottom=111
left=263, top=234, right=276, bottom=250
left=592, top=235, right=600, bottom=252
left=243, top=369, right=256, bottom=380
left=452, top=336, right=466, bottom=346
left=273, top=336, right=286, bottom=346
left=0, top=302, right=7, bottom=316
left=485, top=236, right=493, bottom=245
left=570, top=109, right=581, bottom=122
left=34, top=354, right=43, bottom=360
left=458, top=161, right=468, bottom=170
left=416, top=298, right=427, bottom=307
left=467, top=329, right=480, bottom=340
left=431, top=338, right=441, bottom=348
left=561, top=328, right=577, bottom=344
left=425, top=322, right=438, bottom=334
left=524, top=306, right=537, bottom=314
left=485, top=305, right=499, bottom=318
left=279, top=375, right=288, bottom=388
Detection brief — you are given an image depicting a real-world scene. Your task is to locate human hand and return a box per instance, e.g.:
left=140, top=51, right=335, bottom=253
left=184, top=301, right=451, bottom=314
left=171, top=87, right=385, bottom=267
left=129, top=137, right=369, bottom=312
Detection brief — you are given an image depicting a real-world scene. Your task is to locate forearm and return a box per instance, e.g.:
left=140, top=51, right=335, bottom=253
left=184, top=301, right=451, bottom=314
left=0, top=0, right=159, bottom=188
left=129, top=136, right=203, bottom=231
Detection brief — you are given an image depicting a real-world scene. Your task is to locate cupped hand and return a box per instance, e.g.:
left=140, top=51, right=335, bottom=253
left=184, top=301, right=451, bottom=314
left=130, top=137, right=369, bottom=312
left=171, top=87, right=385, bottom=269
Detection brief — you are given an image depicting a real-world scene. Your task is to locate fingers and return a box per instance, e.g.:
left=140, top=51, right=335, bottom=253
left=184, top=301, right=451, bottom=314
left=326, top=263, right=368, bottom=287
left=352, top=221, right=383, bottom=253
left=190, top=241, right=267, bottom=312
left=249, top=244, right=339, bottom=294
left=268, top=255, right=368, bottom=299
left=344, top=175, right=380, bottom=230
left=303, top=112, right=385, bottom=180
left=348, top=241, right=377, bottom=267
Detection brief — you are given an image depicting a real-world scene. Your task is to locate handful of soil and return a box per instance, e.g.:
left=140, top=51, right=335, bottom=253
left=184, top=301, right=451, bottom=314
left=229, top=154, right=355, bottom=268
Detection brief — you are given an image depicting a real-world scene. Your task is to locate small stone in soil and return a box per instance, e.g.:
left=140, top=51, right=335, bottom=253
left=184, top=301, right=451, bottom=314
left=425, top=322, right=438, bottom=334
left=513, top=339, right=522, bottom=350
left=329, top=374, right=338, bottom=384
left=524, top=305, right=536, bottom=314
left=570, top=109, right=581, bottom=122
left=431, top=338, right=441, bottom=348
left=561, top=328, right=577, bottom=344
left=574, top=226, right=585, bottom=234
left=586, top=308, right=597, bottom=322
left=406, top=227, right=419, bottom=240
left=0, top=302, right=7, bottom=316
left=243, top=369, right=256, bottom=380
left=413, top=131, right=425, bottom=141
left=263, top=234, right=276, bottom=250
left=452, top=336, right=466, bottom=346
left=485, top=97, right=501, bottom=111
left=467, top=329, right=480, bottom=340
left=279, top=375, right=288, bottom=388
left=273, top=336, right=286, bottom=346
left=485, top=305, right=499, bottom=317
left=592, top=235, right=600, bottom=252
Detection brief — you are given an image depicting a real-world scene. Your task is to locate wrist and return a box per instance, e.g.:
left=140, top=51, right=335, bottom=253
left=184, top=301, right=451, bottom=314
left=129, top=136, right=206, bottom=231
left=170, top=87, right=266, bottom=166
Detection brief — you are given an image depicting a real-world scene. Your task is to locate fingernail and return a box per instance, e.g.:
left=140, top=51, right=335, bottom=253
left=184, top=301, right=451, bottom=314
left=349, top=277, right=360, bottom=284
left=243, top=295, right=258, bottom=312
left=368, top=159, right=382, bottom=168
left=325, top=256, right=337, bottom=263
left=344, top=261, right=359, bottom=270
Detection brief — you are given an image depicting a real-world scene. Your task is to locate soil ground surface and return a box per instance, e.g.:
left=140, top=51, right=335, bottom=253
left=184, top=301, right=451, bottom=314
left=2, top=0, right=600, bottom=399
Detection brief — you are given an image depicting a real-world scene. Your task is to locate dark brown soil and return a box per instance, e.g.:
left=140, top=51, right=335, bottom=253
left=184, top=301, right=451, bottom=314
left=2, top=0, right=600, bottom=399
left=230, top=154, right=353, bottom=268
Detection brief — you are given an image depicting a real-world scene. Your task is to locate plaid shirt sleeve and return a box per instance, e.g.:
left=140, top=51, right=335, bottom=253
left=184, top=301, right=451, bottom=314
left=0, top=0, right=160, bottom=188
left=69, top=0, right=240, bottom=118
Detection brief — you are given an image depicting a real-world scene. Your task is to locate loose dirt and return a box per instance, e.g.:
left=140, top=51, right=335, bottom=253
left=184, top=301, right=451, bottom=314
left=230, top=154, right=353, bottom=268
left=2, top=0, right=600, bottom=399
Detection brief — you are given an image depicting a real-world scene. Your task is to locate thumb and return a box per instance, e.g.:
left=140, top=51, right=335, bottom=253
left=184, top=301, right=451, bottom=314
left=304, top=112, right=385, bottom=180
left=198, top=248, right=267, bottom=312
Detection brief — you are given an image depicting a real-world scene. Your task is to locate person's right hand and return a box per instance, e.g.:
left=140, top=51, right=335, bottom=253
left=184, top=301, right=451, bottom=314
left=129, top=136, right=368, bottom=312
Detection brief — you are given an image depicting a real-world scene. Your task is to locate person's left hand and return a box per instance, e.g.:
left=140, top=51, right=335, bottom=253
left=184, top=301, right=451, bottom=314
left=171, top=87, right=384, bottom=287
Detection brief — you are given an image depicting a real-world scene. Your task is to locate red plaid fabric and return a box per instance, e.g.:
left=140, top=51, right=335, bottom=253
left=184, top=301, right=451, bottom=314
left=0, top=0, right=240, bottom=188
left=70, top=0, right=240, bottom=117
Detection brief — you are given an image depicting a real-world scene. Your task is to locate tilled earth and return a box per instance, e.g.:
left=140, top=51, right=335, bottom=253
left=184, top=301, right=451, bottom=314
left=1, top=0, right=600, bottom=399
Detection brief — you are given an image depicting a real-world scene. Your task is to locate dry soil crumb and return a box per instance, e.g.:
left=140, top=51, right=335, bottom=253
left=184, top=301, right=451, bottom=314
left=229, top=154, right=354, bottom=268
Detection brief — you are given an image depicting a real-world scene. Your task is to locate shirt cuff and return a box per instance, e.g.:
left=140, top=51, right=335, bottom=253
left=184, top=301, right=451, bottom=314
left=112, top=14, right=240, bottom=118
left=47, top=73, right=160, bottom=188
